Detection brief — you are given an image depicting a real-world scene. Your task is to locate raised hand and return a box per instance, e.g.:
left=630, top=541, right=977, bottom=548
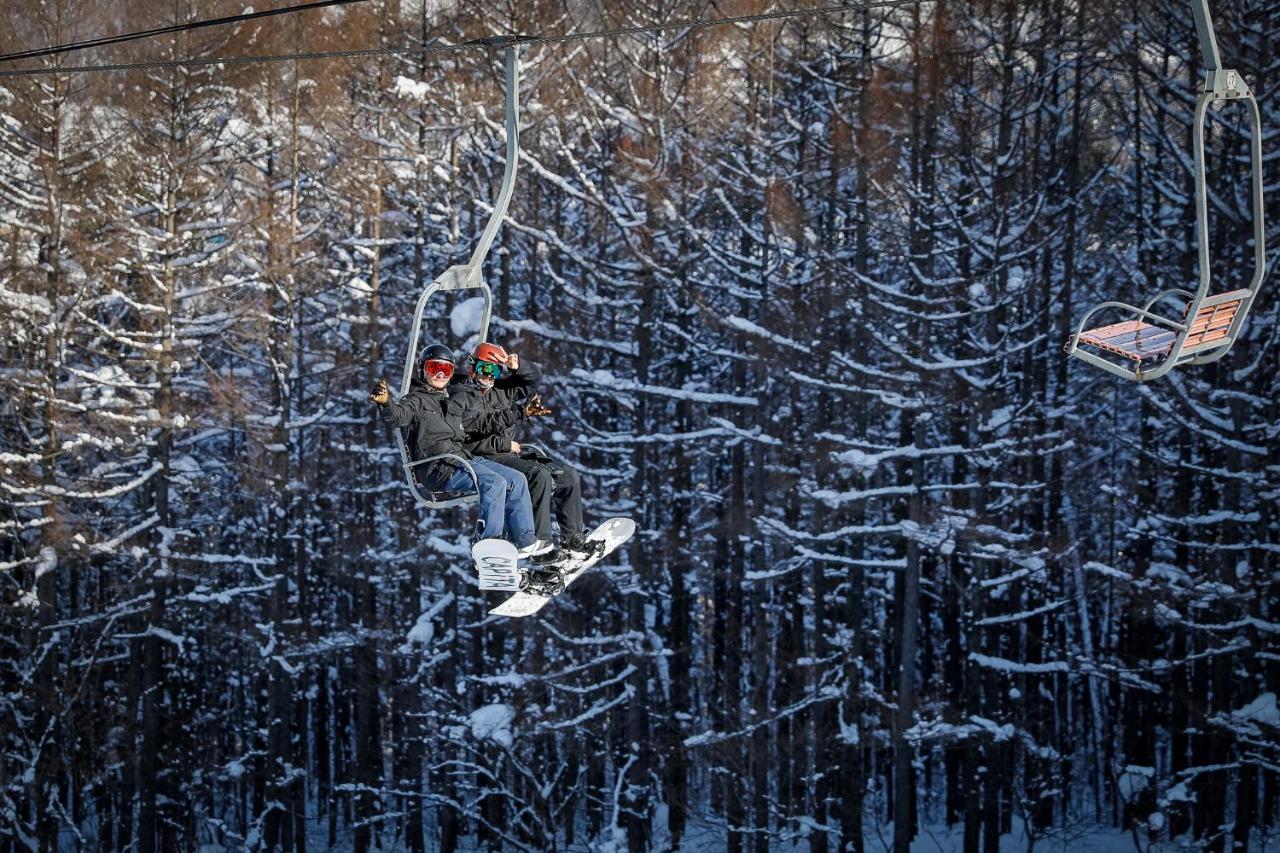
left=524, top=394, right=551, bottom=418
left=370, top=378, right=390, bottom=406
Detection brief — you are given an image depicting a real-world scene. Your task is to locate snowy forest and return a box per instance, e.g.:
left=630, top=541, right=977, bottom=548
left=1, top=0, right=1277, bottom=850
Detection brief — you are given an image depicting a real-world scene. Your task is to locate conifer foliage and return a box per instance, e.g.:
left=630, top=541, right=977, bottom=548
left=0, top=1, right=1277, bottom=850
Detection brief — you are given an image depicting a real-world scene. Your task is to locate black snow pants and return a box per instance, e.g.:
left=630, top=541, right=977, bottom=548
left=488, top=452, right=584, bottom=542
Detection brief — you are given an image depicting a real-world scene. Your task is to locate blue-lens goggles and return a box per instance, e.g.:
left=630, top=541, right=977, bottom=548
left=475, top=360, right=503, bottom=379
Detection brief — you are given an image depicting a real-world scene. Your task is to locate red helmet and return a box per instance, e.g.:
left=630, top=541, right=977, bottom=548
left=471, top=343, right=509, bottom=382
left=472, top=342, right=509, bottom=367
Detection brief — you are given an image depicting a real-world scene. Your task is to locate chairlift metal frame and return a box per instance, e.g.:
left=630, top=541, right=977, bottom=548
left=393, top=41, right=523, bottom=508
left=1064, top=0, right=1265, bottom=382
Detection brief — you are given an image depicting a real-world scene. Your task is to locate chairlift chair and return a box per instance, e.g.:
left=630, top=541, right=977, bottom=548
left=393, top=40, right=524, bottom=508
left=1064, top=0, right=1265, bottom=382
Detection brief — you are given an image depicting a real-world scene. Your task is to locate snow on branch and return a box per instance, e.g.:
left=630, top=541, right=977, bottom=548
left=968, top=652, right=1071, bottom=674
left=685, top=685, right=841, bottom=748
left=496, top=317, right=636, bottom=356
left=44, top=463, right=162, bottom=501
left=541, top=686, right=635, bottom=731
left=89, top=513, right=160, bottom=556
left=758, top=515, right=903, bottom=543
left=570, top=368, right=758, bottom=406
left=717, top=314, right=812, bottom=356
left=974, top=599, right=1067, bottom=626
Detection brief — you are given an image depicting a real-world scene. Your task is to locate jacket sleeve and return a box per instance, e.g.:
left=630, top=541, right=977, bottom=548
left=464, top=403, right=524, bottom=440
left=494, top=360, right=542, bottom=407
left=465, top=433, right=512, bottom=456
left=516, top=359, right=542, bottom=393
left=379, top=389, right=423, bottom=428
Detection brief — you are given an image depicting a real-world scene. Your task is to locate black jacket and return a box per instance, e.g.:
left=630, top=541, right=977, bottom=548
left=448, top=360, right=542, bottom=457
left=380, top=380, right=524, bottom=488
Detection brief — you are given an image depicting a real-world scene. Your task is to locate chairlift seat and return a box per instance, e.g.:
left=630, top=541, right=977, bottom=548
left=1076, top=289, right=1249, bottom=362
left=424, top=489, right=481, bottom=506
left=396, top=438, right=482, bottom=509
left=409, top=465, right=479, bottom=508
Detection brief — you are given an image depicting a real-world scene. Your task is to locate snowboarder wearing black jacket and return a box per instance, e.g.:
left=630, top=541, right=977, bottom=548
left=449, top=342, right=600, bottom=563
left=371, top=342, right=544, bottom=555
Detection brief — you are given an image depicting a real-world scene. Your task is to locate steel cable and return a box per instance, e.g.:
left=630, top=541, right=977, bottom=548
left=0, top=0, right=923, bottom=78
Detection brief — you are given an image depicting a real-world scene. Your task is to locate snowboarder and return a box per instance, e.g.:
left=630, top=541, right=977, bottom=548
left=450, top=342, right=603, bottom=564
left=370, top=342, right=546, bottom=556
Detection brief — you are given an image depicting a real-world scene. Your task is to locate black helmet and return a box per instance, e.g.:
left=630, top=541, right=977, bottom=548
left=417, top=342, right=456, bottom=382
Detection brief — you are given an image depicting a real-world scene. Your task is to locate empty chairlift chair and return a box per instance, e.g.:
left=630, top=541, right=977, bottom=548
left=1065, top=0, right=1265, bottom=382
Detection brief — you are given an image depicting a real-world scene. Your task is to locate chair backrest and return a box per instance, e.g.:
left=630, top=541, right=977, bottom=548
left=1180, top=289, right=1250, bottom=355
left=400, top=425, right=418, bottom=469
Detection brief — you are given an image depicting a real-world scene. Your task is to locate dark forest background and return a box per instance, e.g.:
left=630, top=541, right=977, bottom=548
left=1, top=0, right=1277, bottom=850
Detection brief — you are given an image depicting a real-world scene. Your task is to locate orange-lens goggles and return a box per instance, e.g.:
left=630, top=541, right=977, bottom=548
left=424, top=359, right=455, bottom=379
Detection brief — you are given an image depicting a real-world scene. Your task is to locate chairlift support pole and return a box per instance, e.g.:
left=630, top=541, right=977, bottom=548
left=1065, top=0, right=1264, bottom=382
left=394, top=42, right=522, bottom=507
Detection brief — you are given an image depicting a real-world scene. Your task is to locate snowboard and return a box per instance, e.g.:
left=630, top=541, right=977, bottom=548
left=489, top=517, right=636, bottom=619
left=471, top=538, right=523, bottom=591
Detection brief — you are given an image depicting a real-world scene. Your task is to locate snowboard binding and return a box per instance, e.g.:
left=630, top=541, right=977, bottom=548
left=519, top=565, right=566, bottom=597
left=562, top=533, right=606, bottom=561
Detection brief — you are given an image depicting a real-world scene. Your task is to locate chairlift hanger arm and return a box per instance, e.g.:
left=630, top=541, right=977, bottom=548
left=393, top=46, right=523, bottom=508
left=1188, top=0, right=1222, bottom=74
left=1187, top=0, right=1251, bottom=100
left=466, top=45, right=521, bottom=273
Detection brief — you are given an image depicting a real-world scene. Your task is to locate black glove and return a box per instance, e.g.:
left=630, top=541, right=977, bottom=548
left=521, top=446, right=552, bottom=464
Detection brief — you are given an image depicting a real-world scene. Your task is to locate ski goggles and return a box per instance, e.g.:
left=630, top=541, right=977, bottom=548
left=474, top=360, right=503, bottom=380
left=423, top=359, right=455, bottom=380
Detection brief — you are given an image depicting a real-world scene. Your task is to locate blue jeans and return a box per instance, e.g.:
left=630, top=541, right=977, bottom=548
left=446, top=458, right=535, bottom=547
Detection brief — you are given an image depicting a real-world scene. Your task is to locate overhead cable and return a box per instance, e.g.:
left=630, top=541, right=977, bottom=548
left=0, top=0, right=368, bottom=66
left=0, top=0, right=923, bottom=79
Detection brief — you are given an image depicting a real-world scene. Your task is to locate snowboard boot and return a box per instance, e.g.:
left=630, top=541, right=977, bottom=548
left=516, top=538, right=554, bottom=559
left=531, top=546, right=563, bottom=566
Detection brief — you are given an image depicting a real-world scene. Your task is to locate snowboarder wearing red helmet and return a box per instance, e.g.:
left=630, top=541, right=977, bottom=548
left=450, top=342, right=601, bottom=564
left=370, top=342, right=544, bottom=554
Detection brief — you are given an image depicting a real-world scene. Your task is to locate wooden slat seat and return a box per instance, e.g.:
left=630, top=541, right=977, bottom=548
left=1077, top=290, right=1249, bottom=363
left=1078, top=319, right=1177, bottom=361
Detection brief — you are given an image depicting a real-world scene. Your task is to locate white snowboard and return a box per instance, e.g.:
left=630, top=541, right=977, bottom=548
left=489, top=517, right=636, bottom=619
left=471, top=538, right=522, bottom=591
